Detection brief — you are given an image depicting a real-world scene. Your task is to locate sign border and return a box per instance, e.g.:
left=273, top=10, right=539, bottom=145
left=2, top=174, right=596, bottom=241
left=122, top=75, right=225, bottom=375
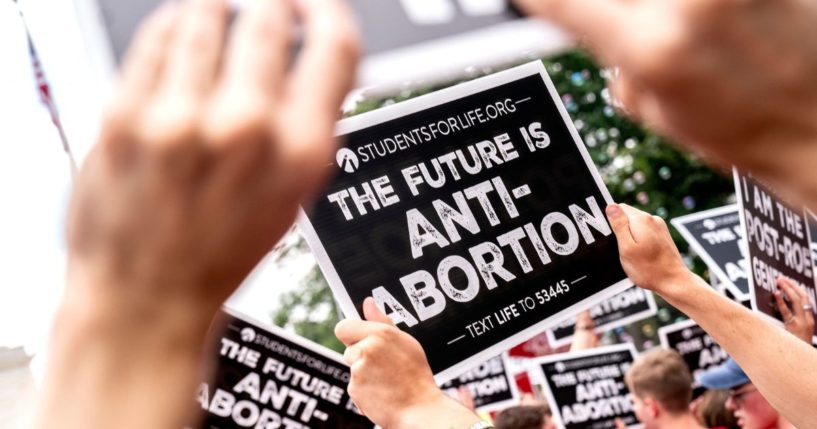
left=544, top=289, right=658, bottom=348
left=527, top=343, right=642, bottom=429
left=441, top=353, right=522, bottom=413
left=732, top=168, right=817, bottom=345
left=670, top=204, right=751, bottom=302
left=656, top=318, right=698, bottom=350
left=297, top=60, right=633, bottom=383
left=732, top=169, right=787, bottom=329
left=221, top=307, right=348, bottom=366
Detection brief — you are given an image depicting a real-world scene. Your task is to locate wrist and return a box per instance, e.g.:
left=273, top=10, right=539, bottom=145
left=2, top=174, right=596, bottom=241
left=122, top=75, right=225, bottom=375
left=66, top=260, right=219, bottom=332
left=649, top=266, right=698, bottom=299
left=391, top=389, right=482, bottom=429
left=654, top=270, right=709, bottom=307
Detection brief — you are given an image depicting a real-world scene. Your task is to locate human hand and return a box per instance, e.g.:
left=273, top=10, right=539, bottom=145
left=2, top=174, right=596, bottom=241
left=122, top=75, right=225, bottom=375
left=517, top=0, right=817, bottom=199
left=66, top=0, right=359, bottom=325
left=455, top=386, right=476, bottom=412
left=775, top=276, right=816, bottom=343
left=335, top=298, right=481, bottom=429
left=570, top=310, right=599, bottom=351
left=605, top=203, right=691, bottom=295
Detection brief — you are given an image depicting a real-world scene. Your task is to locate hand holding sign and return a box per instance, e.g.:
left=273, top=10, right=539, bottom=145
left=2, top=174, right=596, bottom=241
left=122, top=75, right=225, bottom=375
left=335, top=298, right=482, bottom=429
left=775, top=277, right=816, bottom=343
left=605, top=203, right=690, bottom=295
left=569, top=311, right=599, bottom=351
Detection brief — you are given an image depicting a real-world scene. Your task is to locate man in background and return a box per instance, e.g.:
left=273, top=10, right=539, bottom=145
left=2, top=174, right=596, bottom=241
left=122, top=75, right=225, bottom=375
left=494, top=405, right=556, bottom=429
left=625, top=349, right=705, bottom=429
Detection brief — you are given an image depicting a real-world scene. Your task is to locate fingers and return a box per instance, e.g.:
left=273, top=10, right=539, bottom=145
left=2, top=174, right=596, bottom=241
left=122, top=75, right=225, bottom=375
left=778, top=277, right=803, bottom=317
left=614, top=417, right=627, bottom=429
left=336, top=298, right=396, bottom=346
left=335, top=319, right=392, bottom=347
left=222, top=0, right=294, bottom=99
left=343, top=342, right=361, bottom=365
left=577, top=310, right=594, bottom=327
left=606, top=203, right=635, bottom=247
left=777, top=277, right=813, bottom=329
left=457, top=386, right=476, bottom=411
left=514, top=0, right=630, bottom=59
left=117, top=2, right=180, bottom=108
left=162, top=0, right=229, bottom=98
left=283, top=0, right=360, bottom=137
left=363, top=297, right=395, bottom=325
left=774, top=286, right=794, bottom=323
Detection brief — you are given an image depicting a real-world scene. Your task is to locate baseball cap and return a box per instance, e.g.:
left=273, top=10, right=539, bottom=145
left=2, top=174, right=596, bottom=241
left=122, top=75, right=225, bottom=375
left=696, top=358, right=751, bottom=389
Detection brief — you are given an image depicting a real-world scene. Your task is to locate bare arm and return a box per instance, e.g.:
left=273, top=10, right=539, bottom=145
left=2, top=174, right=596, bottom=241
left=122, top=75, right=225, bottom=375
left=31, top=0, right=360, bottom=428
left=605, top=203, right=817, bottom=429
left=570, top=310, right=600, bottom=351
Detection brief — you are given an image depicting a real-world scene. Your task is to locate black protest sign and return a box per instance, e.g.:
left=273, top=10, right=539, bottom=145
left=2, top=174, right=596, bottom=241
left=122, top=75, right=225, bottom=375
left=440, top=354, right=520, bottom=412
left=531, top=344, right=638, bottom=429
left=734, top=170, right=817, bottom=335
left=194, top=310, right=373, bottom=429
left=299, top=61, right=631, bottom=380
left=672, top=205, right=751, bottom=301
left=546, top=286, right=657, bottom=347
left=658, top=319, right=727, bottom=386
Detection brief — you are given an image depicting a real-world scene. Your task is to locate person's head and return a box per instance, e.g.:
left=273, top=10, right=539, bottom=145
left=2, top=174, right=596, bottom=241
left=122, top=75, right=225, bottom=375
left=694, top=389, right=739, bottom=429
left=697, top=359, right=779, bottom=429
left=494, top=405, right=554, bottom=429
left=625, top=348, right=694, bottom=428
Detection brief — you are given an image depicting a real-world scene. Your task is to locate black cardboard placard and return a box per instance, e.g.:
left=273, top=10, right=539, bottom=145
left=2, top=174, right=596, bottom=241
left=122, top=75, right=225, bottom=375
left=530, top=344, right=640, bottom=429
left=194, top=310, right=374, bottom=429
left=299, top=61, right=631, bottom=381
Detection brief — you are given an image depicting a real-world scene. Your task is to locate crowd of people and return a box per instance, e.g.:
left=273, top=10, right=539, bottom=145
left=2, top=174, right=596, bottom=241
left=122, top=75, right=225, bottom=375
left=20, top=0, right=817, bottom=428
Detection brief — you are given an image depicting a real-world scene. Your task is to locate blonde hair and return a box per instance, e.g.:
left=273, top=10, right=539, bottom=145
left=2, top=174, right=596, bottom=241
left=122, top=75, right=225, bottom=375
left=625, top=348, right=693, bottom=414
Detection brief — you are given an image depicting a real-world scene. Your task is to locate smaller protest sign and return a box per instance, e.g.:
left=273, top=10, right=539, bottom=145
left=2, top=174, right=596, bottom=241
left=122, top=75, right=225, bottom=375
left=529, top=343, right=640, bottom=429
left=509, top=332, right=567, bottom=358
left=194, top=310, right=374, bottom=429
left=658, top=319, right=727, bottom=387
left=546, top=287, right=657, bottom=347
left=733, top=170, right=817, bottom=338
left=440, top=354, right=520, bottom=412
left=672, top=205, right=751, bottom=301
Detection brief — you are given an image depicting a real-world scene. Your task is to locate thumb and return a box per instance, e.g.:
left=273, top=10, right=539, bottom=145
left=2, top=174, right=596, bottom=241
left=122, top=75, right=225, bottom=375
left=363, top=297, right=395, bottom=326
left=614, top=417, right=627, bottom=429
left=606, top=203, right=634, bottom=248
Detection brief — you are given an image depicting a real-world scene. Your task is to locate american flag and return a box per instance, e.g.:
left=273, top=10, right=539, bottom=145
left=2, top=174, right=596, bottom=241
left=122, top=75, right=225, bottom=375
left=15, top=0, right=78, bottom=177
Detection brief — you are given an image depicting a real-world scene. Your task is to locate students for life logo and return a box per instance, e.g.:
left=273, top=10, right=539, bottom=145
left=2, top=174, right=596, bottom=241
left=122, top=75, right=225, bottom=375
left=240, top=327, right=256, bottom=343
left=399, top=0, right=506, bottom=25
left=336, top=148, right=360, bottom=173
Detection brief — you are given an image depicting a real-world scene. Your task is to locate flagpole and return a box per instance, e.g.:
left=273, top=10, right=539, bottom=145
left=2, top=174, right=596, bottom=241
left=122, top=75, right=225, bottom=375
left=14, top=0, right=79, bottom=180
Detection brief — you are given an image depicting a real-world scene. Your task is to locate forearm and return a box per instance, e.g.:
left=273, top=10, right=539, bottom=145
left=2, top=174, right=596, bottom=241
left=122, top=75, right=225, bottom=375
left=393, top=392, right=483, bottom=429
left=31, top=272, right=216, bottom=429
left=659, top=271, right=817, bottom=429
